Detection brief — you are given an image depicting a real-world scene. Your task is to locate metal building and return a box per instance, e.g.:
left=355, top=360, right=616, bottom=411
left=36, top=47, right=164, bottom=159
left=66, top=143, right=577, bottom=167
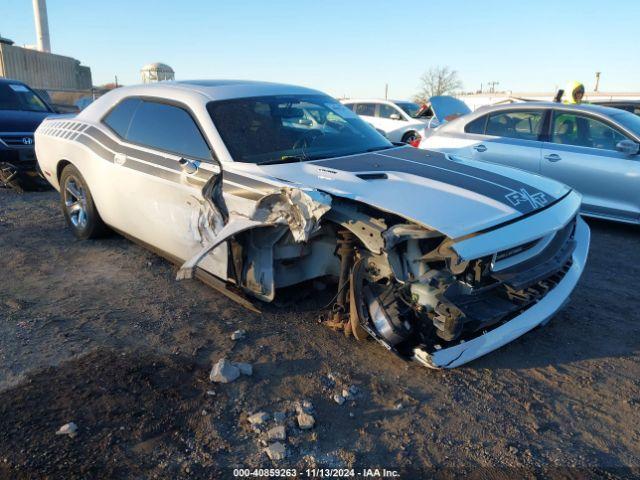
left=141, top=63, right=175, bottom=83
left=0, top=38, right=92, bottom=90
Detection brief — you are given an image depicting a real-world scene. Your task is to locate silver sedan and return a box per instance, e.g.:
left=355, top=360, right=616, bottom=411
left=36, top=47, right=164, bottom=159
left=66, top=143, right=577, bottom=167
left=420, top=102, right=640, bottom=224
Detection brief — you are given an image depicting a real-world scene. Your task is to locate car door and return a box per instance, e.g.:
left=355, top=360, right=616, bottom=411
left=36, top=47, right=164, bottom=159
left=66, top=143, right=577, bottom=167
left=541, top=110, right=640, bottom=221
left=469, top=108, right=546, bottom=173
left=375, top=103, right=410, bottom=142
left=101, top=97, right=228, bottom=277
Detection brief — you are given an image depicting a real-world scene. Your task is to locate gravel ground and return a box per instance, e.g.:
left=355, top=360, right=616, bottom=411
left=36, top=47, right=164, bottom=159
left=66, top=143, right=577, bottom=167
left=0, top=189, right=639, bottom=479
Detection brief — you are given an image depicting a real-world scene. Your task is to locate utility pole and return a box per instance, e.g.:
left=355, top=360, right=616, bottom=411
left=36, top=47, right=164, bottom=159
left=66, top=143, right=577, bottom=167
left=487, top=81, right=499, bottom=94
left=594, top=72, right=601, bottom=92
left=384, top=83, right=388, bottom=100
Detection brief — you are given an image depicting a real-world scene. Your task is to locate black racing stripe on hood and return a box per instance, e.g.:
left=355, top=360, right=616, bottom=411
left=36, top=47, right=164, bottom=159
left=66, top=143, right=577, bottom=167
left=312, top=147, right=554, bottom=214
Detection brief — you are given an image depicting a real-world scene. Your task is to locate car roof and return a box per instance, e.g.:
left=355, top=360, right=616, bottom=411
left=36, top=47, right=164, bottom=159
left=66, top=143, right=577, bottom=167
left=0, top=78, right=27, bottom=86
left=474, top=101, right=626, bottom=116
left=106, top=80, right=326, bottom=102
left=341, top=98, right=403, bottom=104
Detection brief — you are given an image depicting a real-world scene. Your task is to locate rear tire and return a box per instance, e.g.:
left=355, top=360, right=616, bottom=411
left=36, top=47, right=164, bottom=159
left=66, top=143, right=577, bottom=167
left=59, top=164, right=108, bottom=239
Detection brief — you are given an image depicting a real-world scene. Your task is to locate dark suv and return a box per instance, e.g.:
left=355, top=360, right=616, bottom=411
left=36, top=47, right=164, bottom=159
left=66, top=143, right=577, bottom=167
left=0, top=78, right=55, bottom=191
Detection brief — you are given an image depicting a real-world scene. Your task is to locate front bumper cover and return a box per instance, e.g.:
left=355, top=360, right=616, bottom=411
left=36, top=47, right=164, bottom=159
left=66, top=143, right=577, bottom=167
left=413, top=216, right=590, bottom=369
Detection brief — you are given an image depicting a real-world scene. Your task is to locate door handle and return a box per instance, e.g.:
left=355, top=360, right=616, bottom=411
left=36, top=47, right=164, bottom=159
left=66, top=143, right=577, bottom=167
left=544, top=153, right=561, bottom=162
left=179, top=158, right=199, bottom=174
left=473, top=144, right=487, bottom=152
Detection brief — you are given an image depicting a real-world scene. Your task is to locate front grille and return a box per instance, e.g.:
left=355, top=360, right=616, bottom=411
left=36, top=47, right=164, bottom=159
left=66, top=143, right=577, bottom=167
left=496, top=239, right=538, bottom=261
left=0, top=135, right=34, bottom=148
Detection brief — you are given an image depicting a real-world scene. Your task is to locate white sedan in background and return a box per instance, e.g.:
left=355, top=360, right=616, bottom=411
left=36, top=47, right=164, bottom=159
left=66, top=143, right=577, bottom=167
left=342, top=97, right=471, bottom=145
left=341, top=99, right=429, bottom=145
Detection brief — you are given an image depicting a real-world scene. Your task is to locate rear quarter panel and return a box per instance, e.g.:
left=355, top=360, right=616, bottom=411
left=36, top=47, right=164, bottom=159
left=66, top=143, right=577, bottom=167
left=35, top=118, right=118, bottom=227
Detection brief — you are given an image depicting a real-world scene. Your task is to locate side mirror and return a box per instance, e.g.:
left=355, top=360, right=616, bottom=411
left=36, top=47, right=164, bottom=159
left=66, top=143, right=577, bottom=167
left=390, top=113, right=401, bottom=120
left=616, top=139, right=640, bottom=155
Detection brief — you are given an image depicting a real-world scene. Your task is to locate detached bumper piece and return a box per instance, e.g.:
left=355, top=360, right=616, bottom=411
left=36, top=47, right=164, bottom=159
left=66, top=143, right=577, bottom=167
left=414, top=216, right=590, bottom=369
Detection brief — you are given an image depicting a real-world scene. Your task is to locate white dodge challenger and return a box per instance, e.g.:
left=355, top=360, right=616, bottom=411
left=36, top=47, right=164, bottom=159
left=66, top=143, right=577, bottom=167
left=35, top=80, right=590, bottom=368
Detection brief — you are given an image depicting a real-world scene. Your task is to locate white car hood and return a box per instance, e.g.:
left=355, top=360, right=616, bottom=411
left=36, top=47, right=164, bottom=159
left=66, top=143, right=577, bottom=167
left=255, top=146, right=570, bottom=239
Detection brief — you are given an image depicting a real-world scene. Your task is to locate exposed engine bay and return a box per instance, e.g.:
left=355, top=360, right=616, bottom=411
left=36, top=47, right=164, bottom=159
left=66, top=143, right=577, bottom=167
left=188, top=191, right=578, bottom=366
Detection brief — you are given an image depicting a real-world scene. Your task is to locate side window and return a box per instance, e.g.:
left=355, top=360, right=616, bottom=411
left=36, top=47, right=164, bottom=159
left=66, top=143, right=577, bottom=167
left=465, top=115, right=487, bottom=134
left=126, top=100, right=211, bottom=159
left=102, top=98, right=141, bottom=138
left=485, top=110, right=544, bottom=140
left=551, top=112, right=627, bottom=151
left=355, top=103, right=376, bottom=116
left=378, top=104, right=400, bottom=119
left=343, top=103, right=357, bottom=112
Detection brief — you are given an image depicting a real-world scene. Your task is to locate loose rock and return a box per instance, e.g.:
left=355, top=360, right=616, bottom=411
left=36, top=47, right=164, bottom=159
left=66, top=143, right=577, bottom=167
left=248, top=411, right=269, bottom=425
left=264, top=442, right=287, bottom=460
left=297, top=412, right=315, bottom=430
left=231, top=329, right=246, bottom=341
left=234, top=362, right=253, bottom=376
left=55, top=422, right=78, bottom=438
left=210, top=359, right=240, bottom=383
left=267, top=425, right=286, bottom=441
left=296, top=399, right=314, bottom=414
left=333, top=394, right=346, bottom=405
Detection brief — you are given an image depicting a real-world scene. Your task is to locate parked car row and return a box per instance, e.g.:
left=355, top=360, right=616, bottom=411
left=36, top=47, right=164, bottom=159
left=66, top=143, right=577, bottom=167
left=340, top=96, right=472, bottom=146
left=4, top=73, right=638, bottom=368
left=32, top=80, right=590, bottom=369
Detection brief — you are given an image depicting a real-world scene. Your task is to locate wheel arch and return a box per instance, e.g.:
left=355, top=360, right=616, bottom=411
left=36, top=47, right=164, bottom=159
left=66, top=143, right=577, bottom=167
left=56, top=159, right=73, bottom=182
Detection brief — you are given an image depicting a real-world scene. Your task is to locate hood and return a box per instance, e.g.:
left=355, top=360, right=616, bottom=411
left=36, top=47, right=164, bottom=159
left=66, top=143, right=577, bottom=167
left=258, top=147, right=569, bottom=239
left=0, top=110, right=52, bottom=133
left=429, top=96, right=471, bottom=124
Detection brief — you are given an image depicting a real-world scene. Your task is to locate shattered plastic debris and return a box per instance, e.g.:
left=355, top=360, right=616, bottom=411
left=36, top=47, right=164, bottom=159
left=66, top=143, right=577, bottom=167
left=176, top=187, right=331, bottom=280
left=251, top=188, right=332, bottom=243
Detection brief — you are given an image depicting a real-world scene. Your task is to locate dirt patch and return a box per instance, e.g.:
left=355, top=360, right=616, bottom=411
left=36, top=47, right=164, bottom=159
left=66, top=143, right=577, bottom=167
left=0, top=189, right=639, bottom=479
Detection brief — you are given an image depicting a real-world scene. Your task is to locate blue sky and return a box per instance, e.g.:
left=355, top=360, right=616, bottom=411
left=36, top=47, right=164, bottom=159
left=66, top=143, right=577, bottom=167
left=3, top=0, right=639, bottom=98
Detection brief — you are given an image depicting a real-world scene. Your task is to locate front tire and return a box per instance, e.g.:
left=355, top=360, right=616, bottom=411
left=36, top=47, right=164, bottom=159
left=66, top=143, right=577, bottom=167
left=401, top=131, right=419, bottom=144
left=59, top=164, right=108, bottom=239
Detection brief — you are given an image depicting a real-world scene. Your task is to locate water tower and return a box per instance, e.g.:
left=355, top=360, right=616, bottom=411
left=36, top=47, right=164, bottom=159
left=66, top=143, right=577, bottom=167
left=141, top=63, right=175, bottom=83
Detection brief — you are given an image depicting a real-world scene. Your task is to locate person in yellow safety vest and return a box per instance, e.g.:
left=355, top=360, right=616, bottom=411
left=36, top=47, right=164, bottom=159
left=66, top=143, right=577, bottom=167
left=564, top=81, right=586, bottom=104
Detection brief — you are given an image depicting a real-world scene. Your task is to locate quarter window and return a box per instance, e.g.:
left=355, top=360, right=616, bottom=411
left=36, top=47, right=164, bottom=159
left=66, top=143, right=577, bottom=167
left=464, top=115, right=487, bottom=134
left=485, top=110, right=544, bottom=140
left=103, top=98, right=141, bottom=138
left=354, top=103, right=376, bottom=116
left=551, top=112, right=627, bottom=151
left=126, top=100, right=211, bottom=159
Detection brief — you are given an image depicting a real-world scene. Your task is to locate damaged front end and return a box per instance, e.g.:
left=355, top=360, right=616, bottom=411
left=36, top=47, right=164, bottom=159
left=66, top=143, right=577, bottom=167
left=177, top=175, right=589, bottom=369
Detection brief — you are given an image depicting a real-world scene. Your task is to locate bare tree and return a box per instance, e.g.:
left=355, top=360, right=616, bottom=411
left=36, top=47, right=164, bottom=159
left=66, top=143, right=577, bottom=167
left=413, top=66, right=462, bottom=104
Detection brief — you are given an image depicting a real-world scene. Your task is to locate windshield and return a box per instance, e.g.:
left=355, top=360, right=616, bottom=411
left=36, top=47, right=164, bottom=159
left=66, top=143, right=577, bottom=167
left=396, top=101, right=421, bottom=118
left=0, top=83, right=50, bottom=112
left=611, top=110, right=640, bottom=138
left=207, top=95, right=393, bottom=164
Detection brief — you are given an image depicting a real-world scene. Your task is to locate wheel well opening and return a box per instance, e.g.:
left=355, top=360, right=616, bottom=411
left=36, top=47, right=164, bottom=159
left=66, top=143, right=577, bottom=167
left=56, top=160, right=71, bottom=181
